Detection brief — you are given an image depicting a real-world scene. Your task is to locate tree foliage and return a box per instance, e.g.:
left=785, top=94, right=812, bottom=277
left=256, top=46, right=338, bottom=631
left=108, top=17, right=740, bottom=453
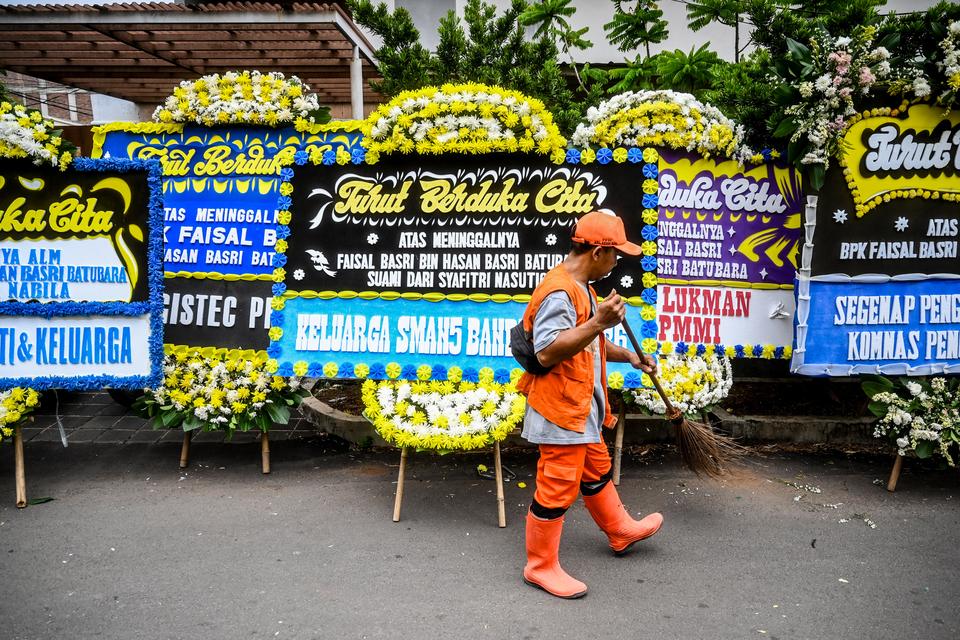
left=604, top=0, right=669, bottom=59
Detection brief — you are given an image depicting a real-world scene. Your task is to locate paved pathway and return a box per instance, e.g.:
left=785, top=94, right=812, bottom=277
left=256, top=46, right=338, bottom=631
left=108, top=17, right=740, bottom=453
left=18, top=391, right=317, bottom=446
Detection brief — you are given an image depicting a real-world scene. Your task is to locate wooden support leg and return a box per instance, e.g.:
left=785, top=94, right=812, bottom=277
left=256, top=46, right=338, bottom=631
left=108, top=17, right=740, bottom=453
left=261, top=431, right=271, bottom=475
left=393, top=447, right=408, bottom=522
left=887, top=454, right=904, bottom=492
left=494, top=441, right=506, bottom=528
left=179, top=430, right=192, bottom=469
left=14, top=425, right=26, bottom=508
left=612, top=402, right=626, bottom=486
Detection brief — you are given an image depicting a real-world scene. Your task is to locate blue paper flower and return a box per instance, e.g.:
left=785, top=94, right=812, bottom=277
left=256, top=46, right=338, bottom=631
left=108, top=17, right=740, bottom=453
left=276, top=225, right=291, bottom=240
left=267, top=343, right=282, bottom=358
left=641, top=255, right=658, bottom=272
left=322, top=150, right=336, bottom=165
left=431, top=364, right=447, bottom=381
left=401, top=364, right=418, bottom=380
left=340, top=362, right=354, bottom=378
left=278, top=362, right=294, bottom=376
left=272, top=283, right=287, bottom=296
left=294, top=150, right=308, bottom=165
left=641, top=288, right=657, bottom=305
left=270, top=311, right=284, bottom=326
left=716, top=344, right=725, bottom=355
left=735, top=344, right=746, bottom=358
left=761, top=148, right=774, bottom=161
left=308, top=363, right=324, bottom=377
left=369, top=363, right=386, bottom=380
left=752, top=344, right=764, bottom=357
left=280, top=167, right=295, bottom=181
left=565, top=149, right=581, bottom=164
left=351, top=148, right=366, bottom=165
left=642, top=163, right=659, bottom=178
left=774, top=346, right=785, bottom=359
left=272, top=253, right=287, bottom=267
left=641, top=320, right=658, bottom=339
left=627, top=148, right=643, bottom=163
left=696, top=344, right=707, bottom=356
left=642, top=193, right=658, bottom=209
left=463, top=367, right=479, bottom=383
left=494, top=369, right=510, bottom=384
left=641, top=225, right=658, bottom=241
left=675, top=342, right=687, bottom=355
left=624, top=372, right=642, bottom=388
left=277, top=195, right=292, bottom=210
left=596, top=148, right=613, bottom=164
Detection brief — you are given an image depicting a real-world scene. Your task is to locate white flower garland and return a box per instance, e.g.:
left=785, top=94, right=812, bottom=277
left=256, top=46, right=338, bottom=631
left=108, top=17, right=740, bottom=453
left=0, top=102, right=73, bottom=168
left=571, top=90, right=752, bottom=161
left=360, top=83, right=567, bottom=162
left=870, top=377, right=960, bottom=464
left=626, top=352, right=733, bottom=417
left=362, top=378, right=525, bottom=451
left=937, top=21, right=960, bottom=107
left=152, top=70, right=321, bottom=127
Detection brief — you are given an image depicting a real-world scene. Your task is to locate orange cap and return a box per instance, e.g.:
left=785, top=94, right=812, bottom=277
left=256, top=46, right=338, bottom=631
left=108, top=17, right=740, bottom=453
left=570, top=210, right=642, bottom=256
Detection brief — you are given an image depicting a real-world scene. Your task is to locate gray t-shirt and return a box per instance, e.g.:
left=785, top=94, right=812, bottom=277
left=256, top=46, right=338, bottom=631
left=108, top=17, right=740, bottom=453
left=521, top=286, right=605, bottom=445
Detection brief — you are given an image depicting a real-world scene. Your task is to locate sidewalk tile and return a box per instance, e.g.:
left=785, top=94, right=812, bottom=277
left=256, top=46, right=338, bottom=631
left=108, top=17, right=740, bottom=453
left=113, top=416, right=149, bottom=430
left=95, top=430, right=138, bottom=444
left=31, top=428, right=67, bottom=443
left=67, top=429, right=107, bottom=443
left=158, top=430, right=186, bottom=443
left=192, top=431, right=225, bottom=443
left=79, top=416, right=120, bottom=429
left=126, top=430, right=164, bottom=443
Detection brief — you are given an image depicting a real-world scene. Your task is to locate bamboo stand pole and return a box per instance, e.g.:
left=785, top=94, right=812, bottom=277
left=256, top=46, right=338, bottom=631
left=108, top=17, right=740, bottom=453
left=494, top=441, right=506, bottom=528
left=612, top=402, right=626, bottom=486
left=261, top=431, right=270, bottom=474
left=14, top=425, right=26, bottom=508
left=887, top=454, right=904, bottom=492
left=393, top=447, right=408, bottom=522
left=179, top=430, right=191, bottom=469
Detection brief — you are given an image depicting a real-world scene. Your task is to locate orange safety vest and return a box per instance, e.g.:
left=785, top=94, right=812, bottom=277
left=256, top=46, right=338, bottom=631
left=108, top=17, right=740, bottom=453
left=516, top=264, right=616, bottom=433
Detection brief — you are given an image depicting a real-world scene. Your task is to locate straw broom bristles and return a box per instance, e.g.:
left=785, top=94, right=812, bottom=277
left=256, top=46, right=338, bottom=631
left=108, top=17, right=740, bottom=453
left=621, top=319, right=746, bottom=478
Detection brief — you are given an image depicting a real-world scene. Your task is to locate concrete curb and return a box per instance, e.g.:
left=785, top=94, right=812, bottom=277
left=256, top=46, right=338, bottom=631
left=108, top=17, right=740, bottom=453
left=300, top=397, right=879, bottom=446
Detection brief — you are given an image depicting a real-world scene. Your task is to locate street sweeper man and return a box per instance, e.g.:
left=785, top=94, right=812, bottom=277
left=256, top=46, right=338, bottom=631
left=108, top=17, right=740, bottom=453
left=517, top=209, right=663, bottom=599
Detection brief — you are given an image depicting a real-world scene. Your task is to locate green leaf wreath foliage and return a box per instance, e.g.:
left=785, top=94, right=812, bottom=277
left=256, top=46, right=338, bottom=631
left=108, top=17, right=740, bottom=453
left=133, top=352, right=309, bottom=439
left=862, top=375, right=960, bottom=464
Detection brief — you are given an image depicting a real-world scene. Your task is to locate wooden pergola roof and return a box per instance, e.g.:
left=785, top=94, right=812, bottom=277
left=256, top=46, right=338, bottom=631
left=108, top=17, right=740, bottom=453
left=0, top=2, right=381, bottom=107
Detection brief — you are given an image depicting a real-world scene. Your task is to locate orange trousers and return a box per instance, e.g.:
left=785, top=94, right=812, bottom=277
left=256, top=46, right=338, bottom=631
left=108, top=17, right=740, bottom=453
left=533, top=441, right=612, bottom=510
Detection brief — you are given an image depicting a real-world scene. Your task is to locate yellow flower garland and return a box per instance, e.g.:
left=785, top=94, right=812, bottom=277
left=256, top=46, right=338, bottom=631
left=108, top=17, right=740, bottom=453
left=0, top=387, right=40, bottom=443
left=0, top=102, right=73, bottom=169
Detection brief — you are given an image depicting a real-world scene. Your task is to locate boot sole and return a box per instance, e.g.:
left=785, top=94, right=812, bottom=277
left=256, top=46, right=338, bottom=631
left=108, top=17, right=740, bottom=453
left=612, top=520, right=663, bottom=556
left=523, top=577, right=587, bottom=599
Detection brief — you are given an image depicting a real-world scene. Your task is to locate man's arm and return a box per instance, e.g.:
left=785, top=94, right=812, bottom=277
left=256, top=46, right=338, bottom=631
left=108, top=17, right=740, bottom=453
left=536, top=289, right=627, bottom=368
left=605, top=340, right=658, bottom=374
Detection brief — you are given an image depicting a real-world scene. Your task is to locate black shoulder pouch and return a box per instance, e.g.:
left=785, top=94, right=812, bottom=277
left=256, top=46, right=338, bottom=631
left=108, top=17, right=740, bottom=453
left=509, top=322, right=553, bottom=375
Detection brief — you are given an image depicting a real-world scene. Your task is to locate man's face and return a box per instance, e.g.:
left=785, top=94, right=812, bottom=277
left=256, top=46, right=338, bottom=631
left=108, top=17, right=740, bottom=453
left=589, top=246, right=620, bottom=282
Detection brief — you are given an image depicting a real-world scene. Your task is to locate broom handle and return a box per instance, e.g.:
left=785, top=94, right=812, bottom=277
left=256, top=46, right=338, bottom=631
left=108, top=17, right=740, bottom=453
left=620, top=317, right=679, bottom=417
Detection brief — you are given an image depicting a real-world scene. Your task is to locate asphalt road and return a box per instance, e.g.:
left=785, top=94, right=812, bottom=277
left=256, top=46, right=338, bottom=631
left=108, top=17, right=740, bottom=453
left=1, top=440, right=958, bottom=640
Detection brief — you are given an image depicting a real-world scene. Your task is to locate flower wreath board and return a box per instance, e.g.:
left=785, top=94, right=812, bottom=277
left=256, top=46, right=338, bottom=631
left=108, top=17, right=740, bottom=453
left=792, top=102, right=960, bottom=490
left=92, top=122, right=362, bottom=357
left=266, top=84, right=662, bottom=525
left=0, top=156, right=164, bottom=506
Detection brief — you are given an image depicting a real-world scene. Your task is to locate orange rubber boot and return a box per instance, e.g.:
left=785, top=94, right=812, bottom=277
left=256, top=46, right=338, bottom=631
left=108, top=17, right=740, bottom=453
left=523, top=511, right=588, bottom=599
left=582, top=482, right=663, bottom=555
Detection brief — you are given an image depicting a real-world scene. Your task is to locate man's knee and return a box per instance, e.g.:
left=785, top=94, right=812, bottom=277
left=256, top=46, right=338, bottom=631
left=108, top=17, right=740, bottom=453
left=580, top=469, right=613, bottom=496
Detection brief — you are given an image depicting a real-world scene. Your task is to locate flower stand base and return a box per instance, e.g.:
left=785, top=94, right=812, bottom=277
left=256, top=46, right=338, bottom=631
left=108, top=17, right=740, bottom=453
left=14, top=425, right=26, bottom=508
left=887, top=454, right=904, bottom=492
left=261, top=431, right=270, bottom=475
left=392, top=441, right=507, bottom=528
left=179, top=431, right=191, bottom=469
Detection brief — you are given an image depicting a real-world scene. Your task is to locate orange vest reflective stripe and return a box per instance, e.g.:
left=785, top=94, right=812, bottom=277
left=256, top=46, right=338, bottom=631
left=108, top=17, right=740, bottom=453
left=516, top=264, right=615, bottom=433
